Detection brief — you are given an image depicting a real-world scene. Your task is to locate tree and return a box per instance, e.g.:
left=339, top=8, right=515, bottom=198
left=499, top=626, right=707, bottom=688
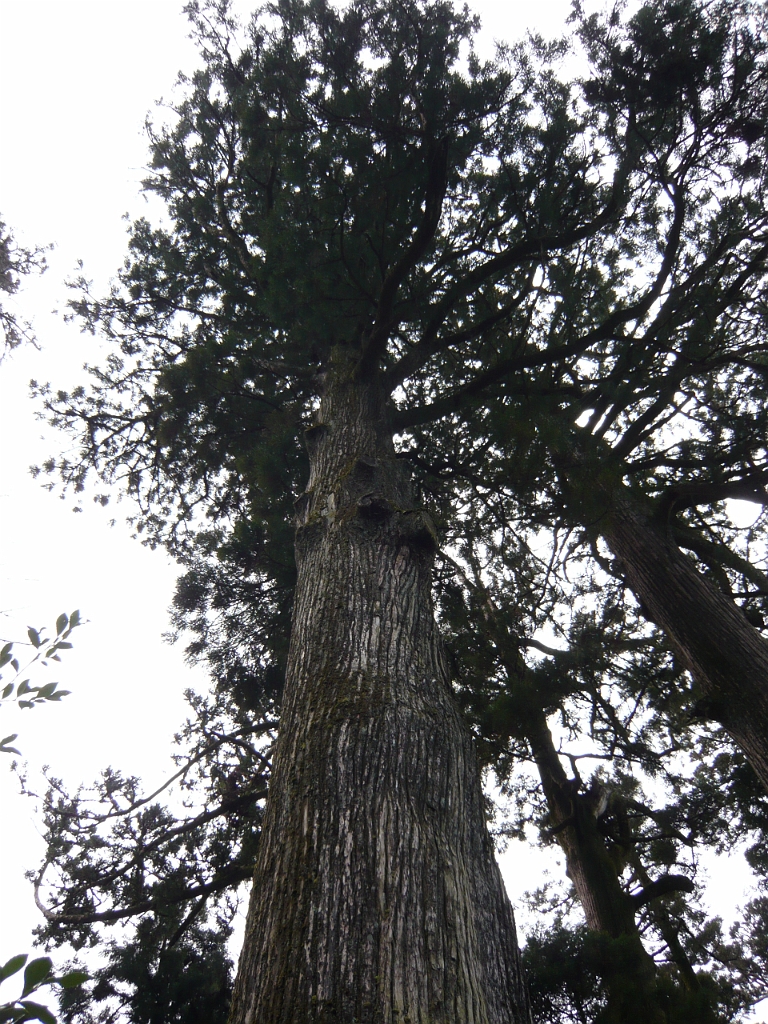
left=33, top=0, right=767, bottom=1020
left=396, top=0, right=768, bottom=789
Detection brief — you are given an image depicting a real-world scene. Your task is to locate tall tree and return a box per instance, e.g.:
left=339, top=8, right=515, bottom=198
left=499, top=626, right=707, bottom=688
left=35, top=0, right=767, bottom=1019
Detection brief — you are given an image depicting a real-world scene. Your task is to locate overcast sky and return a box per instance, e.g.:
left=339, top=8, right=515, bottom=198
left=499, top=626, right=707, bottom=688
left=0, top=0, right=761, bottom=1016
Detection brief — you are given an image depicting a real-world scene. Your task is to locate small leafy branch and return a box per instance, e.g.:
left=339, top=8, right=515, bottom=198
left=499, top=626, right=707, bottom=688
left=0, top=954, right=87, bottom=1024
left=0, top=612, right=80, bottom=755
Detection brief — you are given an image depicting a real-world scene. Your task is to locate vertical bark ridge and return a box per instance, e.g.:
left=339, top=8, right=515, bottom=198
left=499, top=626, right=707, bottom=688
left=229, top=375, right=530, bottom=1023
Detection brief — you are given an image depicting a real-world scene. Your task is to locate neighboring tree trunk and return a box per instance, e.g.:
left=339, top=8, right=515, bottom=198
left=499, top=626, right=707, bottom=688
left=527, top=711, right=721, bottom=1024
left=481, top=604, right=716, bottom=1022
left=555, top=433, right=768, bottom=795
left=523, top=710, right=665, bottom=1024
left=229, top=370, right=530, bottom=1024
left=599, top=486, right=768, bottom=794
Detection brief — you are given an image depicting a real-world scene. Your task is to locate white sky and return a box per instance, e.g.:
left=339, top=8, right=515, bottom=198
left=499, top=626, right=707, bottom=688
left=0, top=0, right=762, bottom=1018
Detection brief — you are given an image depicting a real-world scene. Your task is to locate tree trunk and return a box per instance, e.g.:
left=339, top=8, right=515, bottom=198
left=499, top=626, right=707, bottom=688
left=525, top=711, right=665, bottom=1024
left=229, top=372, right=530, bottom=1024
left=600, top=487, right=768, bottom=793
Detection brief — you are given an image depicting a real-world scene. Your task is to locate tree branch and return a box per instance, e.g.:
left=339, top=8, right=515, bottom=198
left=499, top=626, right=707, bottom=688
left=658, top=477, right=768, bottom=520
left=35, top=864, right=253, bottom=928
left=356, top=136, right=450, bottom=379
left=630, top=873, right=694, bottom=909
left=386, top=161, right=631, bottom=391
left=671, top=522, right=768, bottom=595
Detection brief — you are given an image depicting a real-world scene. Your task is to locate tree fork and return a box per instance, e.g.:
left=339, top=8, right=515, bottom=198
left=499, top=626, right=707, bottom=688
left=229, top=369, right=530, bottom=1023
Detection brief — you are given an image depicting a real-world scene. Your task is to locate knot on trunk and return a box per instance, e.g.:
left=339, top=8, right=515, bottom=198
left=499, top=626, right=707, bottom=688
left=397, top=508, right=439, bottom=553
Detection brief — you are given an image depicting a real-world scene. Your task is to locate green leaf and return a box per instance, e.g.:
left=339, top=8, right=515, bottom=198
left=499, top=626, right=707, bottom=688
left=36, top=684, right=57, bottom=700
left=18, top=1000, right=56, bottom=1024
left=55, top=614, right=68, bottom=636
left=0, top=644, right=12, bottom=669
left=57, top=971, right=87, bottom=990
left=0, top=737, right=21, bottom=755
left=2, top=683, right=13, bottom=699
left=0, top=1008, right=21, bottom=1023
left=21, top=959, right=53, bottom=998
left=26, top=629, right=41, bottom=649
left=0, top=954, right=27, bottom=982
left=17, top=701, right=34, bottom=710
left=69, top=610, right=80, bottom=628
left=53, top=643, right=72, bottom=651
left=16, top=681, right=32, bottom=697
left=10, top=659, right=19, bottom=673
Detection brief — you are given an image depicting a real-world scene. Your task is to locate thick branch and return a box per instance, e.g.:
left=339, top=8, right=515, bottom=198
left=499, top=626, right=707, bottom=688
left=392, top=347, right=583, bottom=430
left=35, top=864, right=253, bottom=927
left=658, top=477, right=768, bottom=519
left=671, top=523, right=768, bottom=595
left=630, top=873, right=695, bottom=909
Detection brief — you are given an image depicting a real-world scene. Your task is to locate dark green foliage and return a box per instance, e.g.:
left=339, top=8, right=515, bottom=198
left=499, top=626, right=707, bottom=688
left=58, top=918, right=232, bottom=1024
left=523, top=921, right=608, bottom=1024
left=524, top=909, right=768, bottom=1024
left=168, top=533, right=294, bottom=716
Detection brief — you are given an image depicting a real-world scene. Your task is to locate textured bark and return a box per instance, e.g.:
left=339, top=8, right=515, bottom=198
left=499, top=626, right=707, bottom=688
left=601, top=488, right=768, bottom=793
left=526, top=712, right=665, bottom=1024
left=229, top=373, right=530, bottom=1024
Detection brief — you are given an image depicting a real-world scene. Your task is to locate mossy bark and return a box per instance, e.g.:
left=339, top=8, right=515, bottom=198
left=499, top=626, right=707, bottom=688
left=229, top=373, right=530, bottom=1023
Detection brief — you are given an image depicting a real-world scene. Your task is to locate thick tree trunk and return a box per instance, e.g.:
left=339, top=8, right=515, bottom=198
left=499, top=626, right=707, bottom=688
left=525, top=711, right=665, bottom=1024
left=229, top=373, right=530, bottom=1024
left=600, top=487, right=768, bottom=793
